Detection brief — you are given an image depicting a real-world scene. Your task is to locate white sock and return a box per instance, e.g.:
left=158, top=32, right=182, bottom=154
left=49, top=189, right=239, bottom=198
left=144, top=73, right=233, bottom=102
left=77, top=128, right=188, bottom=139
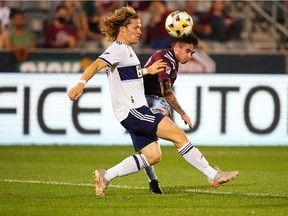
left=144, top=166, right=158, bottom=182
left=178, top=142, right=217, bottom=180
left=104, top=154, right=149, bottom=182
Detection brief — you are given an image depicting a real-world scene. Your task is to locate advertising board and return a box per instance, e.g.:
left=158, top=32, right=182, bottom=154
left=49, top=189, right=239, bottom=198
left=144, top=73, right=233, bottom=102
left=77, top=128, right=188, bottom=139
left=0, top=73, right=287, bottom=145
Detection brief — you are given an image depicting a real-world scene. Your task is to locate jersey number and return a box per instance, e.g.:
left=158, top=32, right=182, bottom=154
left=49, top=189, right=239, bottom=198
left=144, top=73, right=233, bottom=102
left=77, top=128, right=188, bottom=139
left=136, top=65, right=142, bottom=78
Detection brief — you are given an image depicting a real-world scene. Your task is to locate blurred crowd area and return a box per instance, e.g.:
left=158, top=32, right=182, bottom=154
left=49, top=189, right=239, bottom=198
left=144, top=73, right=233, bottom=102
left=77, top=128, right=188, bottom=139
left=0, top=0, right=247, bottom=49
left=0, top=0, right=287, bottom=73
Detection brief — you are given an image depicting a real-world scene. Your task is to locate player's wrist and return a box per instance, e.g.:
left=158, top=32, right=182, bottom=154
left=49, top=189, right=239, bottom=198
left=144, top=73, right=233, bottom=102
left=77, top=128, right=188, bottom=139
left=141, top=68, right=148, bottom=76
left=78, top=79, right=87, bottom=86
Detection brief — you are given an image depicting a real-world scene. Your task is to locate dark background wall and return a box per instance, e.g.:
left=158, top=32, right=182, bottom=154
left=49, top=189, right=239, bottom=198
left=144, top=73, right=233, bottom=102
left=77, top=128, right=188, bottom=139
left=0, top=50, right=287, bottom=74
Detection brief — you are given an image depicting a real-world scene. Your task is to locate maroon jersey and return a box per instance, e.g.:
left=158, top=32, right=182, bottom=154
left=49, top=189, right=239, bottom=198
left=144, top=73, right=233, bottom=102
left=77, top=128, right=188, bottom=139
left=44, top=23, right=77, bottom=48
left=144, top=49, right=178, bottom=97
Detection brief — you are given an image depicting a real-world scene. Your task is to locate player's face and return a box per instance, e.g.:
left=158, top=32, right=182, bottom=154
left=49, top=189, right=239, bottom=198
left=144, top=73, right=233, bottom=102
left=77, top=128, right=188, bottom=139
left=174, top=43, right=196, bottom=64
left=122, top=18, right=142, bottom=45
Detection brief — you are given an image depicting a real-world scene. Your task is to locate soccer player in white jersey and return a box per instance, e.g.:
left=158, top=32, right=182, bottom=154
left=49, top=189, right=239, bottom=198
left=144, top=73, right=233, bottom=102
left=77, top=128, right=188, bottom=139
left=68, top=6, right=238, bottom=197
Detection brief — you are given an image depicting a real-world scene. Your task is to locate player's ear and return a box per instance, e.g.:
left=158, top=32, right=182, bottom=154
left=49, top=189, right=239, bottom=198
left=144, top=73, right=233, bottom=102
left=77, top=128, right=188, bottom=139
left=119, top=25, right=126, bottom=33
left=173, top=43, right=180, bottom=52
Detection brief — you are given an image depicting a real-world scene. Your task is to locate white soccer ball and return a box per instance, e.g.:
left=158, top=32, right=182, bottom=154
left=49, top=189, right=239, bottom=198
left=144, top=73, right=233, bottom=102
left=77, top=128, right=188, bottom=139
left=165, top=11, right=193, bottom=38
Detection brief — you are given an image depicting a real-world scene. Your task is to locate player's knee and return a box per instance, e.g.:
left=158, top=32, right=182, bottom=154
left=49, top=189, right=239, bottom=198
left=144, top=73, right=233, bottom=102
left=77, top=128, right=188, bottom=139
left=146, top=154, right=162, bottom=165
left=149, top=156, right=161, bottom=165
left=154, top=154, right=162, bottom=164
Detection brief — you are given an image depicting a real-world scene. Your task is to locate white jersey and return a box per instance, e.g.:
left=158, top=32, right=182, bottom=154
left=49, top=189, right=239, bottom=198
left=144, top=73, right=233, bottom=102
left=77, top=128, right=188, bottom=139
left=99, top=41, right=148, bottom=122
left=0, top=4, right=10, bottom=28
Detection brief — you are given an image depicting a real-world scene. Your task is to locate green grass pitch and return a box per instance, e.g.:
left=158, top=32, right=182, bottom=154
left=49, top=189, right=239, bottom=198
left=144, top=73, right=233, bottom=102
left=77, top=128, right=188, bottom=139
left=0, top=145, right=287, bottom=216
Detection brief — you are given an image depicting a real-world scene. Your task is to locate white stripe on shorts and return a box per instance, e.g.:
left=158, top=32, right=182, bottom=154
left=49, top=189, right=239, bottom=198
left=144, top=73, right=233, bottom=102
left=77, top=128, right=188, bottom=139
left=130, top=108, right=155, bottom=123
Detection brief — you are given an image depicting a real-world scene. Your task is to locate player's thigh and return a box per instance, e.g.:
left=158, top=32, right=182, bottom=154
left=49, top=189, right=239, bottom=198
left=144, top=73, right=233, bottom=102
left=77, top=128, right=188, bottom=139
left=156, top=116, right=189, bottom=148
left=139, top=141, right=162, bottom=165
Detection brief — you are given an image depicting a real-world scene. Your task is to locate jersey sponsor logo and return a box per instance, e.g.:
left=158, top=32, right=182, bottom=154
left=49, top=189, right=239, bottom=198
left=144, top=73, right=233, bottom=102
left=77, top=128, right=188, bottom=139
left=165, top=66, right=171, bottom=74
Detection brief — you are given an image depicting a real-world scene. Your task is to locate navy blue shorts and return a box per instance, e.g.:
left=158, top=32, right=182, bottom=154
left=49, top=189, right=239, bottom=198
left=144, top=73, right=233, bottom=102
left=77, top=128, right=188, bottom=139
left=120, top=106, right=165, bottom=152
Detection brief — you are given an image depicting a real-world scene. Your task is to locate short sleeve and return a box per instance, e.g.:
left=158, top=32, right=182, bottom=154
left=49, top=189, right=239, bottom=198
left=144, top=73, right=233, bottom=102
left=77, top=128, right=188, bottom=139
left=157, top=60, right=172, bottom=83
left=98, top=43, right=123, bottom=67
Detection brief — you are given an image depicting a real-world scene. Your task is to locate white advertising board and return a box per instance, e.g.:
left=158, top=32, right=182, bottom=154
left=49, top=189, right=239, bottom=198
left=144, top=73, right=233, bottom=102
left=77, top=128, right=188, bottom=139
left=0, top=73, right=287, bottom=146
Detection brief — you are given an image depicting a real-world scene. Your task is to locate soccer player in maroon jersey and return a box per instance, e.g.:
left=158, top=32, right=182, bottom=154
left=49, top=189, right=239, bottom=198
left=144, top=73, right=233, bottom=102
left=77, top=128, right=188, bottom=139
left=143, top=34, right=198, bottom=194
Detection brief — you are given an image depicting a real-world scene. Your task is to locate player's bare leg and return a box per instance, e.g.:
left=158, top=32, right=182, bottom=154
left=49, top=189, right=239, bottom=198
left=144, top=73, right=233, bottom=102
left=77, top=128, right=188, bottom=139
left=156, top=116, right=238, bottom=187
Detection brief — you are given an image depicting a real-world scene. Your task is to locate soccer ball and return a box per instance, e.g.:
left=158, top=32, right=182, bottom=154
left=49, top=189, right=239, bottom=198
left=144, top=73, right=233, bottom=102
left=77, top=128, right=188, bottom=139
left=165, top=11, right=193, bottom=38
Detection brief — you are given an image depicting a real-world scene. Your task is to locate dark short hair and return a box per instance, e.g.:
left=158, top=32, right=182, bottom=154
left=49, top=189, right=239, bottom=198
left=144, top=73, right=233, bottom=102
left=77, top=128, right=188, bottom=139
left=171, top=33, right=199, bottom=49
left=9, top=9, right=25, bottom=19
left=55, top=5, right=68, bottom=13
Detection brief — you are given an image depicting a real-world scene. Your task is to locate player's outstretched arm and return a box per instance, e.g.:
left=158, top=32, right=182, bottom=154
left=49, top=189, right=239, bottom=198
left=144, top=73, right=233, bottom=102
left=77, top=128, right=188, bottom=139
left=68, top=59, right=107, bottom=101
left=144, top=59, right=166, bottom=75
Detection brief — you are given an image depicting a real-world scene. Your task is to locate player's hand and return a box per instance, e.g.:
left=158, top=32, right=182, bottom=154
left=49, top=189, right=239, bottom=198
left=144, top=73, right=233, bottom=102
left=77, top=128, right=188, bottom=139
left=147, top=59, right=167, bottom=75
left=68, top=83, right=84, bottom=101
left=181, top=113, right=193, bottom=129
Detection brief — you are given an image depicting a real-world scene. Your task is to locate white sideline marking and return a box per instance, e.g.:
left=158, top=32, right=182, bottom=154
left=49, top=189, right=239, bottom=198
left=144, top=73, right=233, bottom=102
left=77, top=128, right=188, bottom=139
left=1, top=179, right=287, bottom=198
left=185, top=189, right=288, bottom=198
left=0, top=179, right=147, bottom=189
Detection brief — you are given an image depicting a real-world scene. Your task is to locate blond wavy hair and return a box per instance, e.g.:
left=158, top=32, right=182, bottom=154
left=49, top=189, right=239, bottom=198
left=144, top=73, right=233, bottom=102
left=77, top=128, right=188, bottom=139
left=101, top=6, right=139, bottom=42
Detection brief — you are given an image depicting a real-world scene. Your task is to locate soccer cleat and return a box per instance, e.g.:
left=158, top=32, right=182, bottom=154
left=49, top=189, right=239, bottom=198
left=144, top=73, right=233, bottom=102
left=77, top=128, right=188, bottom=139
left=209, top=167, right=239, bottom=188
left=149, top=179, right=164, bottom=194
left=93, top=169, right=110, bottom=197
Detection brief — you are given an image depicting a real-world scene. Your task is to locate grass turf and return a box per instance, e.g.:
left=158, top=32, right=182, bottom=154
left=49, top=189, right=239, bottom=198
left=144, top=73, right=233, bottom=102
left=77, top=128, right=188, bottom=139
left=0, top=145, right=287, bottom=216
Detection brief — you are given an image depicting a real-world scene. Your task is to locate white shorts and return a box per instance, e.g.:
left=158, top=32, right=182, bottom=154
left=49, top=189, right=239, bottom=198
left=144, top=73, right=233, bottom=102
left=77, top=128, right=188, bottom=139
left=146, top=95, right=170, bottom=116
